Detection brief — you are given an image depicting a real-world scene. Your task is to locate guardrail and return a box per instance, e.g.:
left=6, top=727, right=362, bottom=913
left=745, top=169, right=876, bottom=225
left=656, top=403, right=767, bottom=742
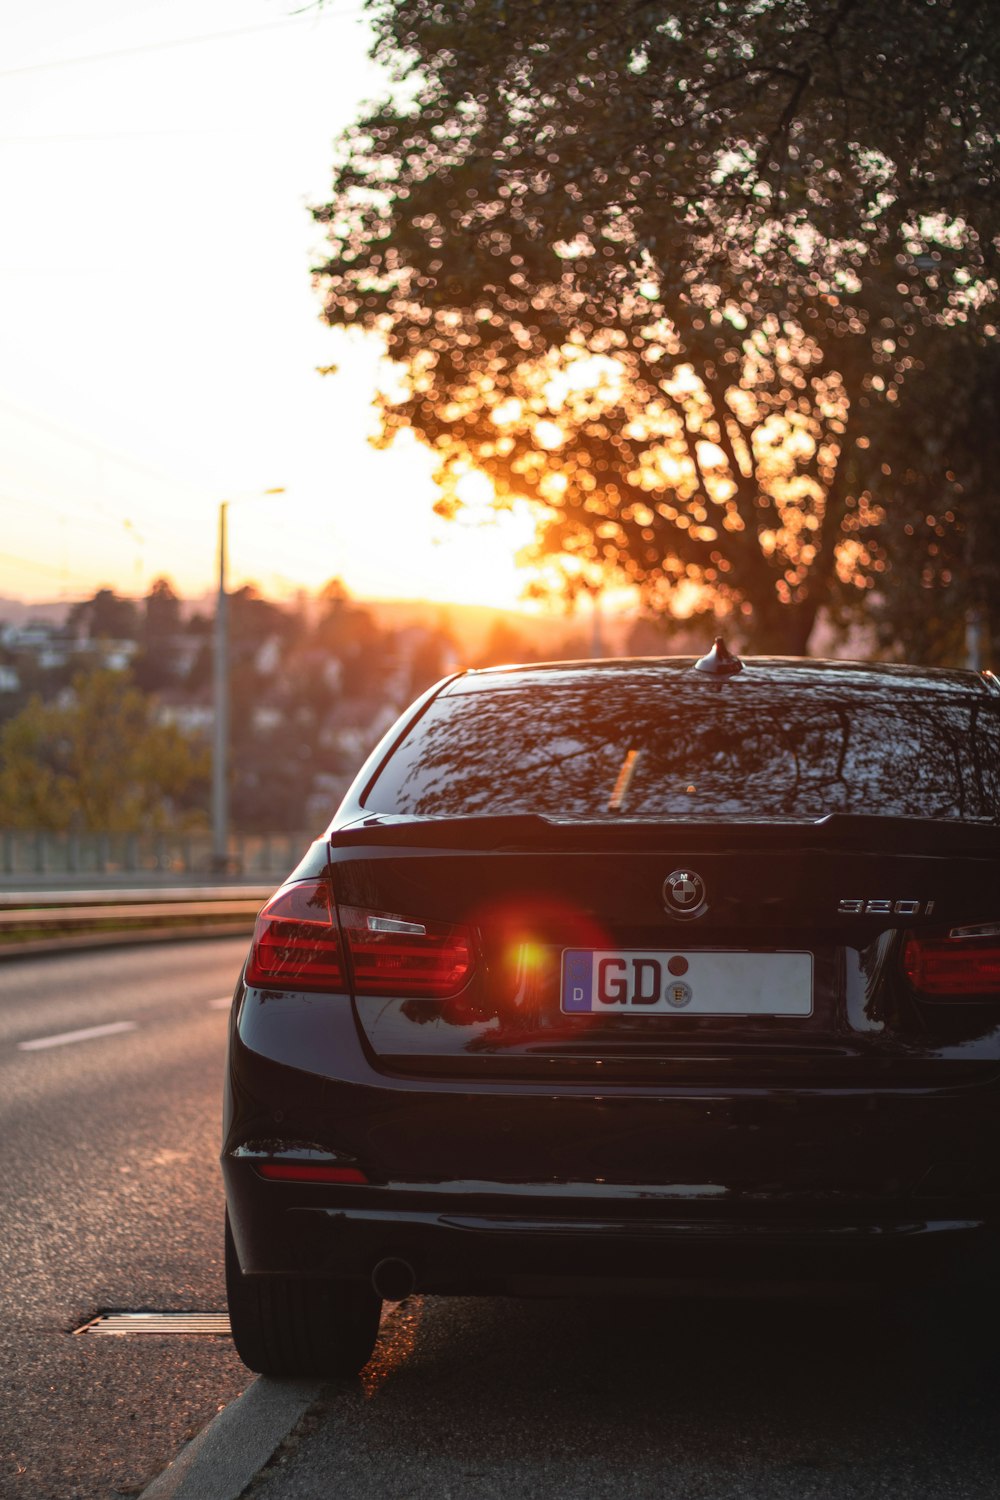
left=0, top=886, right=273, bottom=907
left=0, top=830, right=312, bottom=880
left=0, top=899, right=266, bottom=928
left=0, top=886, right=272, bottom=957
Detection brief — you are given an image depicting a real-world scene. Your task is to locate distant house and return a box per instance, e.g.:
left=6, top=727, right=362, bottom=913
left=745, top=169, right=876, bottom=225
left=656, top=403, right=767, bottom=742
left=0, top=621, right=138, bottom=673
left=89, top=640, right=138, bottom=672
left=144, top=633, right=203, bottom=682
left=253, top=636, right=284, bottom=676
left=318, top=697, right=400, bottom=766
left=152, top=688, right=214, bottom=736
left=1, top=621, right=58, bottom=649
left=252, top=704, right=285, bottom=735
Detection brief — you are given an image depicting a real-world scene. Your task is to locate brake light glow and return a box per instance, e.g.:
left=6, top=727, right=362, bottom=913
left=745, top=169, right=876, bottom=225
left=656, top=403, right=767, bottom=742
left=903, top=923, right=1000, bottom=996
left=340, top=905, right=474, bottom=997
left=244, top=880, right=345, bottom=991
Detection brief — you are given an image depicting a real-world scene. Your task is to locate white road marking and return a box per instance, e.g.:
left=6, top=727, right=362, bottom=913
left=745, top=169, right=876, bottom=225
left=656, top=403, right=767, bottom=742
left=208, top=997, right=233, bottom=1010
left=18, top=1020, right=138, bottom=1052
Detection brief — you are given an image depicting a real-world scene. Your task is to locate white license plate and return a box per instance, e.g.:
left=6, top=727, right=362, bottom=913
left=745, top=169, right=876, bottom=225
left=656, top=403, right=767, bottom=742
left=561, top=949, right=813, bottom=1016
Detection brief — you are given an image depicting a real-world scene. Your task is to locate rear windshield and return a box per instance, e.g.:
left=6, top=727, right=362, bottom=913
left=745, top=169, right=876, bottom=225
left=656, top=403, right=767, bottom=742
left=364, top=680, right=1000, bottom=824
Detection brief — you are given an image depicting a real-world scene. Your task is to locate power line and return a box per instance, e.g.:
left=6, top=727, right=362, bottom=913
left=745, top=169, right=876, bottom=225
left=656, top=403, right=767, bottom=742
left=0, top=126, right=279, bottom=145
left=0, top=549, right=97, bottom=586
left=0, top=402, right=221, bottom=560
left=0, top=393, right=202, bottom=494
left=0, top=483, right=152, bottom=549
left=0, top=397, right=335, bottom=583
left=0, top=6, right=366, bottom=80
left=0, top=492, right=92, bottom=531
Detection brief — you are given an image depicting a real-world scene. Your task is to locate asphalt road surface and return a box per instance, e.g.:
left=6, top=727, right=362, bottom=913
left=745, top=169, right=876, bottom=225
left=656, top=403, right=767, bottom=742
left=0, top=939, right=251, bottom=1500
left=5, top=940, right=1000, bottom=1500
left=244, top=1287, right=1000, bottom=1499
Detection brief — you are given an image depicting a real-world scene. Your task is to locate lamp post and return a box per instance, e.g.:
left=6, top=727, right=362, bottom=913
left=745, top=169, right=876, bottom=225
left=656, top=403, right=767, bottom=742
left=212, top=488, right=285, bottom=873
left=590, top=586, right=604, bottom=659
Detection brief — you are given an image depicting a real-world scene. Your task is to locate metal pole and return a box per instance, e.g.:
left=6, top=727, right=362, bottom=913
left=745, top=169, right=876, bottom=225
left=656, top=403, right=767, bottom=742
left=590, top=587, right=603, bottom=659
left=964, top=510, right=983, bottom=672
left=966, top=606, right=983, bottom=673
left=212, top=501, right=229, bottom=872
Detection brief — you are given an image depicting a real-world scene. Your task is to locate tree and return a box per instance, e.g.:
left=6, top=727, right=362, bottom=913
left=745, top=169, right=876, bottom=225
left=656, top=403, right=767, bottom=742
left=67, top=587, right=139, bottom=641
left=133, top=577, right=184, bottom=692
left=847, top=338, right=1000, bottom=664
left=474, top=618, right=536, bottom=668
left=143, top=576, right=182, bottom=639
left=315, top=0, right=1000, bottom=651
left=313, top=579, right=392, bottom=695
left=0, top=670, right=208, bottom=832
left=229, top=585, right=296, bottom=648
left=407, top=624, right=458, bottom=695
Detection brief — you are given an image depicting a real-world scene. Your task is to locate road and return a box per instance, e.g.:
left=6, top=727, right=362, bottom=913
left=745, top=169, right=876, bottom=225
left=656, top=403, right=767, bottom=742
left=5, top=941, right=1000, bottom=1500
left=247, top=1289, right=1000, bottom=1499
left=0, top=939, right=251, bottom=1500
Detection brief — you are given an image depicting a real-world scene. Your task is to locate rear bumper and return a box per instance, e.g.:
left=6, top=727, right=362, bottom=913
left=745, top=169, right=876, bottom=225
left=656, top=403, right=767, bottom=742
left=222, top=1162, right=997, bottom=1292
left=223, top=985, right=1000, bottom=1293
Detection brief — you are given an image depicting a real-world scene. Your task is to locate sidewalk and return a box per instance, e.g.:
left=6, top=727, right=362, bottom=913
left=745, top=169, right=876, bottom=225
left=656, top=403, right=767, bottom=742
left=139, top=1376, right=325, bottom=1500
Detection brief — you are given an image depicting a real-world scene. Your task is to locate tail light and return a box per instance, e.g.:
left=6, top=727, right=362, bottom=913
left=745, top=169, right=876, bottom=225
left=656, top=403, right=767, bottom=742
left=903, top=922, right=1000, bottom=997
left=245, top=880, right=345, bottom=991
left=340, top=906, right=474, bottom=997
left=256, top=1162, right=368, bottom=1184
left=245, top=882, right=474, bottom=998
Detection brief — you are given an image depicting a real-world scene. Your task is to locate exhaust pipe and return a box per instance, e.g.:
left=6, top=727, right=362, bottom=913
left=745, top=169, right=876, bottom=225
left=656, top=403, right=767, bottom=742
left=371, top=1256, right=416, bottom=1301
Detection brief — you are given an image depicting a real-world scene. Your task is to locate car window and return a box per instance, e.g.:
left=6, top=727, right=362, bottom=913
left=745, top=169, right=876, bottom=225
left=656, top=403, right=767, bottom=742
left=364, top=682, right=1000, bottom=823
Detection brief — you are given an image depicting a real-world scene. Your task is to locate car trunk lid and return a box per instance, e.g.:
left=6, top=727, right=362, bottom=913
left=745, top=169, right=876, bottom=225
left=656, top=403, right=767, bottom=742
left=330, top=814, right=1000, bottom=1087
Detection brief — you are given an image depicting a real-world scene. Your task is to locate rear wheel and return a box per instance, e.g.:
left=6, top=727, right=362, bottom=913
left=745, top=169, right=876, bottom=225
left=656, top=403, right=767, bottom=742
left=225, top=1213, right=382, bottom=1377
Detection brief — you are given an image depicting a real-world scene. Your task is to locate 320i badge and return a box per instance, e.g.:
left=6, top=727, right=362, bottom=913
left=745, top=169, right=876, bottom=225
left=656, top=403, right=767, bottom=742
left=222, top=644, right=1000, bottom=1376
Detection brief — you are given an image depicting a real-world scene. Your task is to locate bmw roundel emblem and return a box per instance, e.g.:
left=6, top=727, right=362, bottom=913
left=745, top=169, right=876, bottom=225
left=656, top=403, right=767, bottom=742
left=663, top=869, right=708, bottom=920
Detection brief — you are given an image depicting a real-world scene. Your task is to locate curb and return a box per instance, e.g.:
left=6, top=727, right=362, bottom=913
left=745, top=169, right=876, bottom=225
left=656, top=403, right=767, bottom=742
left=139, top=1376, right=325, bottom=1500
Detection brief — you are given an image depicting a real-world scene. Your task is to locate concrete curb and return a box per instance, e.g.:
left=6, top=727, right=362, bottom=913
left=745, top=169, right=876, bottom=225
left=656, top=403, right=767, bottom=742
left=139, top=1376, right=325, bottom=1500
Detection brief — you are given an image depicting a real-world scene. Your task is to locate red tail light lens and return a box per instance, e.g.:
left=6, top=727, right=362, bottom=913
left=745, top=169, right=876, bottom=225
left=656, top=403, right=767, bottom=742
left=904, top=924, right=1000, bottom=997
left=257, top=1162, right=368, bottom=1184
left=245, top=880, right=345, bottom=991
left=340, top=906, right=474, bottom=997
left=244, top=885, right=473, bottom=998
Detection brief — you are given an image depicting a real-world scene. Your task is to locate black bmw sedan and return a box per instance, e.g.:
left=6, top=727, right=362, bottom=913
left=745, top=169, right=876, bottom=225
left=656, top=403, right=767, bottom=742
left=222, top=645, right=1000, bottom=1376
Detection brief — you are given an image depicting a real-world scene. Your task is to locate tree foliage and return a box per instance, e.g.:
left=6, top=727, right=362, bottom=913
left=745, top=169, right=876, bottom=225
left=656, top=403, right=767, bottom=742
left=66, top=587, right=139, bottom=642
left=316, top=0, right=1000, bottom=653
left=313, top=578, right=394, bottom=693
left=132, top=577, right=184, bottom=692
left=852, top=338, right=1000, bottom=662
left=0, top=670, right=209, bottom=833
left=143, top=576, right=182, bottom=639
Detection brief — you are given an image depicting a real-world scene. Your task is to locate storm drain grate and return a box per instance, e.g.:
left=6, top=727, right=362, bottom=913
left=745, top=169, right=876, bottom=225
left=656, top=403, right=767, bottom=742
left=75, top=1311, right=231, bottom=1336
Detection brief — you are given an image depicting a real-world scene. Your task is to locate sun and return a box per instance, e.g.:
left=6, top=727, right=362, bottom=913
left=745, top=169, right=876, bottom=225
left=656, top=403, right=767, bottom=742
left=227, top=439, right=543, bottom=611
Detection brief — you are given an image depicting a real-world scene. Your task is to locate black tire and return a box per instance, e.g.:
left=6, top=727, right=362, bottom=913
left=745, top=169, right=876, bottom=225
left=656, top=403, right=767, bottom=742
left=225, top=1212, right=382, bottom=1377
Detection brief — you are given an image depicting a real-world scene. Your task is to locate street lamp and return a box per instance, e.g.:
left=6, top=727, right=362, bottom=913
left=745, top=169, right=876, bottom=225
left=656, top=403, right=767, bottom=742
left=212, top=488, right=285, bottom=873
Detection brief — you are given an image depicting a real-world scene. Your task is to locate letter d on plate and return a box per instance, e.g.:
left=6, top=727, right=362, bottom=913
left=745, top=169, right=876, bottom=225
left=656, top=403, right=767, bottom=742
left=562, top=951, right=594, bottom=1011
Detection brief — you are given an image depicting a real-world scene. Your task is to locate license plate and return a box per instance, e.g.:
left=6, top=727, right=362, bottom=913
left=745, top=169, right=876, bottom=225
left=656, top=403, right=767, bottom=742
left=561, top=949, right=813, bottom=1016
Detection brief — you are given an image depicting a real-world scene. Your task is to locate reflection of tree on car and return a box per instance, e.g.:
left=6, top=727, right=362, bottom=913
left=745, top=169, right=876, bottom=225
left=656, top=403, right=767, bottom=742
left=369, top=667, right=1000, bottom=824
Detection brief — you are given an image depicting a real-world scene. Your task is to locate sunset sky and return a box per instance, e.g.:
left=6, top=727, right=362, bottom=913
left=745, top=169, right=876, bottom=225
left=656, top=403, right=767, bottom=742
left=0, top=0, right=540, bottom=610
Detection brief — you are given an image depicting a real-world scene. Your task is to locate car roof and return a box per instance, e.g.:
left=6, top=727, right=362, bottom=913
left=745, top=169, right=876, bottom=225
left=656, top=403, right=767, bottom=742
left=441, top=656, right=999, bottom=700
